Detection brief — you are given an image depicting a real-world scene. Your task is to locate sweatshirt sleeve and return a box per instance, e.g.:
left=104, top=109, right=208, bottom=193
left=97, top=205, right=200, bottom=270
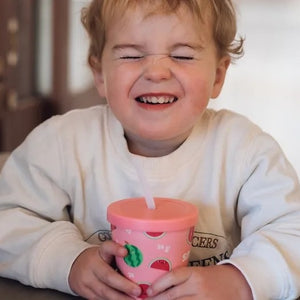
left=219, top=131, right=300, bottom=300
left=0, top=118, right=92, bottom=294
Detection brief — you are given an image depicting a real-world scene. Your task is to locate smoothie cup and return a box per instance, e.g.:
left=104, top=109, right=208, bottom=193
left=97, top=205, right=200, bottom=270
left=107, top=197, right=199, bottom=299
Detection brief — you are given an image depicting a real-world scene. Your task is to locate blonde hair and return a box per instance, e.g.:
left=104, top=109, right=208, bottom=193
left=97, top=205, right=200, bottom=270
left=81, top=0, right=244, bottom=69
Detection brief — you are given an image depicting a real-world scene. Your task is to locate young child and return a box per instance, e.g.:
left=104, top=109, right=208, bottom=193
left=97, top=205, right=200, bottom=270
left=1, top=0, right=300, bottom=299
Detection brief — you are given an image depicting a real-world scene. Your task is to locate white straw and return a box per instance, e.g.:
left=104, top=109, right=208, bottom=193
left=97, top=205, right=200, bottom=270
left=131, top=158, right=156, bottom=210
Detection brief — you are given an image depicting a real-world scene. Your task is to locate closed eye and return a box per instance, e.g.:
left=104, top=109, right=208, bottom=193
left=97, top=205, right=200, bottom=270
left=171, top=55, right=194, bottom=61
left=119, top=56, right=144, bottom=60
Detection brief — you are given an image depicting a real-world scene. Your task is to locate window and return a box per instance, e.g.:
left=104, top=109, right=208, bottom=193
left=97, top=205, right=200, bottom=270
left=0, top=0, right=100, bottom=151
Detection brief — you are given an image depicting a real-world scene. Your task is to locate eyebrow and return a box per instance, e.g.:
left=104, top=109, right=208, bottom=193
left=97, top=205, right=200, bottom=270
left=172, top=43, right=204, bottom=51
left=112, top=44, right=146, bottom=52
left=112, top=42, right=204, bottom=53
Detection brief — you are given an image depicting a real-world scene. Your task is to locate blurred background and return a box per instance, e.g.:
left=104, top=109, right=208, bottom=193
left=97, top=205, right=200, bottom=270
left=0, top=0, right=299, bottom=177
left=209, top=0, right=300, bottom=177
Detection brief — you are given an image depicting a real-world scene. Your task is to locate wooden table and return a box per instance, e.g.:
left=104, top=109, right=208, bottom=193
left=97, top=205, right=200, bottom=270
left=0, top=276, right=84, bottom=300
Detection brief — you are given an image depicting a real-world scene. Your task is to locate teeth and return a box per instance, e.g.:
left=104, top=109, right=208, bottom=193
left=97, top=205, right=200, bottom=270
left=139, top=96, right=176, bottom=104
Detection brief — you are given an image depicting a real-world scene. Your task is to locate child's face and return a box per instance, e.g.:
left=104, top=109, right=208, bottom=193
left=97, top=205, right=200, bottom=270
left=94, top=4, right=230, bottom=156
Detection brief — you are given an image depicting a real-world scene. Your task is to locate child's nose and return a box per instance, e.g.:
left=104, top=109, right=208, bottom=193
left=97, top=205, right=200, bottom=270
left=143, top=55, right=172, bottom=82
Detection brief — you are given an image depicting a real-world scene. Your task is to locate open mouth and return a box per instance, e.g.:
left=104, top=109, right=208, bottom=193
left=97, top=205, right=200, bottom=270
left=135, top=96, right=178, bottom=105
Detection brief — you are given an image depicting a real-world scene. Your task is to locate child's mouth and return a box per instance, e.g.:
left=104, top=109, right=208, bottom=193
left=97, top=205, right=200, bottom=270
left=135, top=96, right=178, bottom=105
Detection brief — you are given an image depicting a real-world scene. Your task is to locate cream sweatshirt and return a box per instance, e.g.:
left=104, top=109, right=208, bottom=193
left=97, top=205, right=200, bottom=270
left=0, top=105, right=300, bottom=299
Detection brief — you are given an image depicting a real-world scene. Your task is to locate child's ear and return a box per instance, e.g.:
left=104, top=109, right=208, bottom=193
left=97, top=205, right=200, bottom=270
left=92, top=68, right=106, bottom=97
left=211, top=55, right=231, bottom=99
left=90, top=56, right=106, bottom=97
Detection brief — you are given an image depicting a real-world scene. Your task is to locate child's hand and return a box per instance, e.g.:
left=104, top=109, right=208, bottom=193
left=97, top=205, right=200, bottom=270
left=68, top=241, right=141, bottom=299
left=147, top=264, right=253, bottom=300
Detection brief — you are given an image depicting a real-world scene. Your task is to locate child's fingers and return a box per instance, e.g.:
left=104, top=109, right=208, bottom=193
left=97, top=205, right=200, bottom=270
left=69, top=245, right=140, bottom=299
left=147, top=280, right=196, bottom=300
left=93, top=258, right=141, bottom=298
left=91, top=243, right=141, bottom=298
left=90, top=277, right=138, bottom=300
left=98, top=240, right=127, bottom=263
left=77, top=285, right=99, bottom=300
left=147, top=267, right=191, bottom=298
left=78, top=270, right=138, bottom=300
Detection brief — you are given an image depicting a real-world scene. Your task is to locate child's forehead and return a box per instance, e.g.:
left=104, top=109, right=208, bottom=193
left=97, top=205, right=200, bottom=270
left=102, top=3, right=215, bottom=51
left=102, top=0, right=212, bottom=27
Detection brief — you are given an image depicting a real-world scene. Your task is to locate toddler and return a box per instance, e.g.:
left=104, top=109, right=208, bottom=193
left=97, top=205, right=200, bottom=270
left=1, top=1, right=300, bottom=299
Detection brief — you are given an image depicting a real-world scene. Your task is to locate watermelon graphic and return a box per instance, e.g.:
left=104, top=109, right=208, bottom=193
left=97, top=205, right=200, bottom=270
left=138, top=283, right=151, bottom=299
left=187, top=226, right=194, bottom=245
left=124, top=244, right=143, bottom=267
left=144, top=231, right=166, bottom=239
left=149, top=258, right=172, bottom=271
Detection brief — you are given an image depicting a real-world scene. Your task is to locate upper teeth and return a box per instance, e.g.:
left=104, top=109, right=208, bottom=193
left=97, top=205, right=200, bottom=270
left=139, top=96, right=176, bottom=104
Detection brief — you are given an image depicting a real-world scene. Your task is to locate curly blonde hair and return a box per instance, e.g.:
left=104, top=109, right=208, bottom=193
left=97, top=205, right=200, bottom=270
left=81, top=0, right=244, bottom=69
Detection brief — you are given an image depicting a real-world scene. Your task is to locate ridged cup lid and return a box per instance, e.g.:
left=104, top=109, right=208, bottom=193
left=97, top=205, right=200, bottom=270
left=107, top=197, right=198, bottom=232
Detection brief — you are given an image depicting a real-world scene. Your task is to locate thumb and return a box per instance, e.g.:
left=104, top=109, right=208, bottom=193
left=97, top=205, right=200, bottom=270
left=98, top=240, right=127, bottom=263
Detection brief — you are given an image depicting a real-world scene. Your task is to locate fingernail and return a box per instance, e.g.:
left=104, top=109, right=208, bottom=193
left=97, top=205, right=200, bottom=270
left=133, top=287, right=141, bottom=297
left=147, top=287, right=153, bottom=296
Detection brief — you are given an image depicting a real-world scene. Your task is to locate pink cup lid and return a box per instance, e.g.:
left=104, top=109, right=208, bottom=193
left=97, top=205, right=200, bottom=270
left=107, top=197, right=199, bottom=232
